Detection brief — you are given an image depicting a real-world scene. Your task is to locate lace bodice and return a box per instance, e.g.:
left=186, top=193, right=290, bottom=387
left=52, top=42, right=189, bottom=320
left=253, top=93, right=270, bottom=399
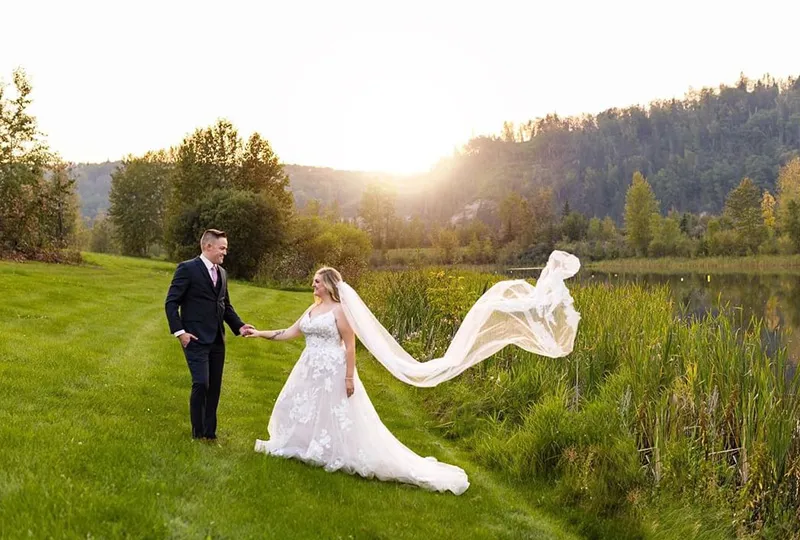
left=300, top=309, right=343, bottom=351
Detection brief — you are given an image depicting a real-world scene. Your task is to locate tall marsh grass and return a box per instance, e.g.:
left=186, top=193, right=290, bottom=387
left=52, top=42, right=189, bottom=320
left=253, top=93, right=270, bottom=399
left=359, top=268, right=800, bottom=537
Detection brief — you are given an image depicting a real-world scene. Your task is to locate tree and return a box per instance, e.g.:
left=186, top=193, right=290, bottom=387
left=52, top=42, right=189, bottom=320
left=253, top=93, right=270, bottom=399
left=0, top=70, right=81, bottom=257
left=601, top=217, right=619, bottom=241
left=587, top=217, right=603, bottom=242
left=786, top=200, right=800, bottom=252
left=167, top=189, right=286, bottom=278
left=169, top=119, right=241, bottom=207
left=528, top=187, right=556, bottom=246
left=649, top=214, right=683, bottom=256
left=777, top=157, right=800, bottom=230
left=164, top=120, right=292, bottom=264
left=725, top=177, right=765, bottom=253
left=109, top=152, right=171, bottom=256
left=465, top=232, right=494, bottom=264
left=588, top=216, right=620, bottom=243
left=0, top=68, right=56, bottom=255
left=257, top=216, right=372, bottom=286
left=42, top=161, right=80, bottom=248
left=457, top=219, right=490, bottom=246
left=501, top=121, right=516, bottom=142
left=323, top=199, right=341, bottom=223
left=762, top=190, right=777, bottom=233
left=89, top=213, right=118, bottom=254
left=303, top=199, right=322, bottom=216
left=238, top=132, right=293, bottom=212
left=562, top=199, right=571, bottom=217
left=306, top=222, right=372, bottom=275
left=435, top=228, right=459, bottom=264
left=499, top=192, right=530, bottom=244
left=624, top=171, right=659, bottom=255
left=561, top=211, right=588, bottom=242
left=358, top=183, right=396, bottom=249
left=404, top=216, right=427, bottom=248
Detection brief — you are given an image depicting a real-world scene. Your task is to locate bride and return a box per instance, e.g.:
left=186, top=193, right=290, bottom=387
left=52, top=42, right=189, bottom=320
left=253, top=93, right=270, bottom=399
left=246, top=252, right=581, bottom=495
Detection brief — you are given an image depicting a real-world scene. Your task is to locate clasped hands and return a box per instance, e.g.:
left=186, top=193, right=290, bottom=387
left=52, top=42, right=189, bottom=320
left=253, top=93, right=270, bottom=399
left=178, top=324, right=257, bottom=348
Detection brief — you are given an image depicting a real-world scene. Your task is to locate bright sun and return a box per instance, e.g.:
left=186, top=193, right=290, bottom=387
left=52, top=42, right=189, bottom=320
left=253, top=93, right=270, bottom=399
left=330, top=78, right=468, bottom=175
left=272, top=31, right=479, bottom=177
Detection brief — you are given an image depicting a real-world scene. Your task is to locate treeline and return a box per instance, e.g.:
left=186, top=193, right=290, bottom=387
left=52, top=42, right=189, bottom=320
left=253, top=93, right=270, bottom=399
left=74, top=73, right=800, bottom=233
left=358, top=158, right=800, bottom=267
left=11, top=66, right=800, bottom=271
left=0, top=68, right=372, bottom=281
left=0, top=69, right=81, bottom=262
left=99, top=118, right=372, bottom=283
left=72, top=162, right=388, bottom=221
left=612, top=159, right=800, bottom=260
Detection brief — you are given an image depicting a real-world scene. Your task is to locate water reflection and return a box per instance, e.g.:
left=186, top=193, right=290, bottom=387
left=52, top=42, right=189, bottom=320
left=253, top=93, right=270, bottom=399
left=573, top=271, right=800, bottom=363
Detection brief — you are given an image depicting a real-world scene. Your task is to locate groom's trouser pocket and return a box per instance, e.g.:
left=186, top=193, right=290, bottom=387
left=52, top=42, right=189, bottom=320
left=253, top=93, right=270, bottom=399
left=184, top=344, right=211, bottom=385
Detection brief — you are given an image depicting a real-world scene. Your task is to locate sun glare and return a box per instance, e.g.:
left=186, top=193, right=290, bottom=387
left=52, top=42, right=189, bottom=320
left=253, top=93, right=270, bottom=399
left=323, top=77, right=469, bottom=176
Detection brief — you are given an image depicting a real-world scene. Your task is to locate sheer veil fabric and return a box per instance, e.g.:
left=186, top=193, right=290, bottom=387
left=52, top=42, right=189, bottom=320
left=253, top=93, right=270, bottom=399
left=337, top=250, right=581, bottom=387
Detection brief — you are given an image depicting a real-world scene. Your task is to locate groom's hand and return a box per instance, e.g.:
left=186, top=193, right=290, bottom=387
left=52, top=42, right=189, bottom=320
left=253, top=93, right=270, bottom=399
left=240, top=324, right=255, bottom=336
left=179, top=333, right=198, bottom=348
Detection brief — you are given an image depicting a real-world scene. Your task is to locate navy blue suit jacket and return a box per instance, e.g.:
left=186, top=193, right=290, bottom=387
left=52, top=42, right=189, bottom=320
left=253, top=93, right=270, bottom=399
left=165, top=257, right=245, bottom=345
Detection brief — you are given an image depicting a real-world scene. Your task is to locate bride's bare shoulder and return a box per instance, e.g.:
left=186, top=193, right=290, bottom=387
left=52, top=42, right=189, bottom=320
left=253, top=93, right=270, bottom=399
left=333, top=304, right=350, bottom=325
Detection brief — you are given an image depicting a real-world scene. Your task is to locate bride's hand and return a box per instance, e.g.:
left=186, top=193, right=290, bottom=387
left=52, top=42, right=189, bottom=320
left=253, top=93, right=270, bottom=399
left=345, top=377, right=354, bottom=398
left=240, top=324, right=256, bottom=336
left=243, top=328, right=259, bottom=338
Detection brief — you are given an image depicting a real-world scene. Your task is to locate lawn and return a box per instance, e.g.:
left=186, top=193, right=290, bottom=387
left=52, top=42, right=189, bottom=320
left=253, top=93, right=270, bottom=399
left=0, top=253, right=576, bottom=539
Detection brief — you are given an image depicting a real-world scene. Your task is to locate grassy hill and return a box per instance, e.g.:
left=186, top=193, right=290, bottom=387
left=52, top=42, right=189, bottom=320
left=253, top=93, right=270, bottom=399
left=0, top=254, right=576, bottom=539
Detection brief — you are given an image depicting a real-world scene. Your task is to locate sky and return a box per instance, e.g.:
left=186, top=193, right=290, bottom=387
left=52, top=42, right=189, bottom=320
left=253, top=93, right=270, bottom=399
left=2, top=0, right=799, bottom=174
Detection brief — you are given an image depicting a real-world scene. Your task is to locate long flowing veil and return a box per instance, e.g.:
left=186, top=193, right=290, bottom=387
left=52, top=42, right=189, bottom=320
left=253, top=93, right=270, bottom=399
left=337, top=250, right=581, bottom=387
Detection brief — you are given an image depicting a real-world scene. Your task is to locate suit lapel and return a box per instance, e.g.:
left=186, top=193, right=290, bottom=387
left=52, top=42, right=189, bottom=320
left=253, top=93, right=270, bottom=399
left=217, top=266, right=226, bottom=299
left=195, top=257, right=215, bottom=292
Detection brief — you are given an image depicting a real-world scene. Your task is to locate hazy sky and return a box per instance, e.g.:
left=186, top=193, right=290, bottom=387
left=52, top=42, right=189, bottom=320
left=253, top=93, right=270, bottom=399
left=2, top=0, right=799, bottom=173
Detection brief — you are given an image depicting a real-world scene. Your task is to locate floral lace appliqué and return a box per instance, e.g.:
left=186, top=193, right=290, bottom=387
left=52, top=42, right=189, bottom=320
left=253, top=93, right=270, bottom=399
left=332, top=398, right=354, bottom=431
left=289, top=387, right=320, bottom=424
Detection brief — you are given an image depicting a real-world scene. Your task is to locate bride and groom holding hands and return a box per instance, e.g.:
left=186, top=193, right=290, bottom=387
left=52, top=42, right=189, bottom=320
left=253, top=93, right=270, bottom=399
left=165, top=229, right=582, bottom=495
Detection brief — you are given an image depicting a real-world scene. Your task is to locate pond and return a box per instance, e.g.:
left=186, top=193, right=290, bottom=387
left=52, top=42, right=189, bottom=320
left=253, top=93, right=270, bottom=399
left=579, top=270, right=800, bottom=362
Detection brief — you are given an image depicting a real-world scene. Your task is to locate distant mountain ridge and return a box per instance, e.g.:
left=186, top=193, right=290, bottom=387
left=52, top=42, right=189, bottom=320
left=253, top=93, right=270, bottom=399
left=73, top=73, right=800, bottom=225
left=72, top=162, right=417, bottom=220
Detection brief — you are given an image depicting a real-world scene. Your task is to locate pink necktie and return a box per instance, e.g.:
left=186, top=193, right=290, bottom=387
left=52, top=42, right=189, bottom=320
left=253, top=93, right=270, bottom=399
left=210, top=265, right=218, bottom=287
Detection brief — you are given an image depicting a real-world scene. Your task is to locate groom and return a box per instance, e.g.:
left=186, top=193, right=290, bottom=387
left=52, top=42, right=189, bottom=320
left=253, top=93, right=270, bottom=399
left=165, top=229, right=254, bottom=440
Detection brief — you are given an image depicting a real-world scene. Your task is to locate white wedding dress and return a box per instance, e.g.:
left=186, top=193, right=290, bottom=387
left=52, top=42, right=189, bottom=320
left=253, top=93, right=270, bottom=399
left=254, top=309, right=470, bottom=495
left=255, top=251, right=582, bottom=495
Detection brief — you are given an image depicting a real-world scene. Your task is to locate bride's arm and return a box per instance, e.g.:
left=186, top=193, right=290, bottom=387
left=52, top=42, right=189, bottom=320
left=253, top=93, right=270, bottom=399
left=335, top=306, right=357, bottom=397
left=249, top=307, right=309, bottom=341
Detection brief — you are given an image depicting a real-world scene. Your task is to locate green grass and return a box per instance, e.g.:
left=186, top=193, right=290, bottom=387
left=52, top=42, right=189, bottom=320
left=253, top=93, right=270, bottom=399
left=0, top=253, right=577, bottom=539
left=358, top=268, right=800, bottom=538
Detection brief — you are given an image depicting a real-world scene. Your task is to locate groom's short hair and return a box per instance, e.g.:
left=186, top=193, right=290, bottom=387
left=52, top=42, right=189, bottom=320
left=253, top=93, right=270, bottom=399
left=200, top=229, right=226, bottom=247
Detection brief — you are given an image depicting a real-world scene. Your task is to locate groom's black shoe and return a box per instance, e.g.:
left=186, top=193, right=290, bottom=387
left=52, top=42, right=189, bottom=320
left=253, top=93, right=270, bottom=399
left=201, top=436, right=221, bottom=447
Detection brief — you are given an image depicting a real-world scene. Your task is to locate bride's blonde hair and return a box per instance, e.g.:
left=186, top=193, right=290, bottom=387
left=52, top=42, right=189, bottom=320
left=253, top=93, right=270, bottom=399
left=314, top=267, right=343, bottom=303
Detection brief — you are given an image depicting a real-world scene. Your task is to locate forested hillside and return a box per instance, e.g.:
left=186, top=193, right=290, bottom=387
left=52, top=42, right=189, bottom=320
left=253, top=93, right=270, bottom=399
left=419, top=74, right=800, bottom=224
left=75, top=74, right=800, bottom=227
